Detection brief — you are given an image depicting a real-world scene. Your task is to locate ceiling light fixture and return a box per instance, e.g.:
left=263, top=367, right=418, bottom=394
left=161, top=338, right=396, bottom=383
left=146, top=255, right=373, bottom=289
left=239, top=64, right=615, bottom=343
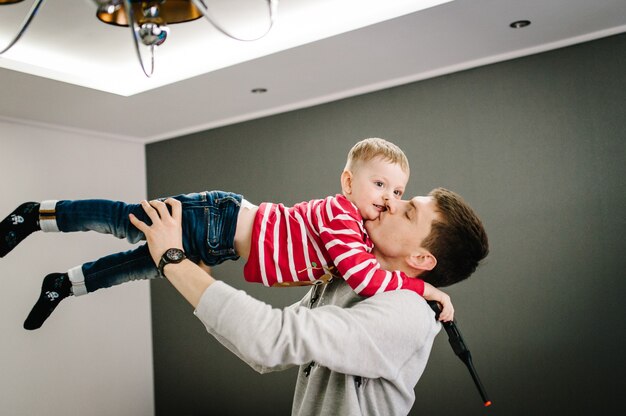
left=509, top=20, right=531, bottom=29
left=0, top=0, right=278, bottom=77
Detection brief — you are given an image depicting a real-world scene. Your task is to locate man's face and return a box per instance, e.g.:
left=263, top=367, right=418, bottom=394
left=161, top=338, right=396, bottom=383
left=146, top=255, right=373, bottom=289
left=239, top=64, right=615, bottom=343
left=364, top=196, right=439, bottom=258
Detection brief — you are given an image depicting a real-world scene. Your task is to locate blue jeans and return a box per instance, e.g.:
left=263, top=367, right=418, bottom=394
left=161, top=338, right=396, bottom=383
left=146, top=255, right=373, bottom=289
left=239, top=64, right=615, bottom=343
left=50, top=191, right=242, bottom=294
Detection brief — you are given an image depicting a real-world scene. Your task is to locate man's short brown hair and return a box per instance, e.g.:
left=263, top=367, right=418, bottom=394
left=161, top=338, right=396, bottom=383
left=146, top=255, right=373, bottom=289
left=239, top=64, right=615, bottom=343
left=344, top=138, right=410, bottom=175
left=420, top=188, right=489, bottom=287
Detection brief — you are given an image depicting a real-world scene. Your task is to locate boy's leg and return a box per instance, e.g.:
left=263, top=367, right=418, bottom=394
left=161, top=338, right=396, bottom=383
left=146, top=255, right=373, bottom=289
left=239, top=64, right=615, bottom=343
left=0, top=202, right=40, bottom=257
left=1, top=198, right=150, bottom=258
left=13, top=190, right=242, bottom=328
left=40, top=199, right=148, bottom=242
left=78, top=243, right=159, bottom=292
left=23, top=244, right=158, bottom=330
left=23, top=273, right=72, bottom=330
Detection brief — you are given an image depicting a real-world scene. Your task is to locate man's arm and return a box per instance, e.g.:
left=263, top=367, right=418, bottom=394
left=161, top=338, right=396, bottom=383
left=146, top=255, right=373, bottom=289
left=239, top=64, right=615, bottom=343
left=129, top=199, right=214, bottom=308
left=194, top=279, right=437, bottom=378
left=130, top=198, right=438, bottom=378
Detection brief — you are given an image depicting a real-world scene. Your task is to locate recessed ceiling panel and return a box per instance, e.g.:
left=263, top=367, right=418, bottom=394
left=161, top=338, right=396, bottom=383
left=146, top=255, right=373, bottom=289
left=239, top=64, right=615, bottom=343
left=0, top=0, right=452, bottom=96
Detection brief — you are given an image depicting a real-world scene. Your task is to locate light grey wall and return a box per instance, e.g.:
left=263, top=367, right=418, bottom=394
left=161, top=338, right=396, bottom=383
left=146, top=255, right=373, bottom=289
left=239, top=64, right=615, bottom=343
left=0, top=122, right=154, bottom=415
left=147, top=33, right=626, bottom=415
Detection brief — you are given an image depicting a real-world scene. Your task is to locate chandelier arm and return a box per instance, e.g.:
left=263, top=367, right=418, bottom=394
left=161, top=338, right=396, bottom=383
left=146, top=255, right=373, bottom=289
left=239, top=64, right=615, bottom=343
left=190, top=0, right=278, bottom=42
left=0, top=0, right=47, bottom=55
left=121, top=0, right=155, bottom=77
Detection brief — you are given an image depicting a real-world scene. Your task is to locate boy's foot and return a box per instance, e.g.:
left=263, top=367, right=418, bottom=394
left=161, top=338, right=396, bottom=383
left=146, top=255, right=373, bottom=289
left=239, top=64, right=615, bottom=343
left=0, top=202, right=40, bottom=257
left=24, top=273, right=71, bottom=330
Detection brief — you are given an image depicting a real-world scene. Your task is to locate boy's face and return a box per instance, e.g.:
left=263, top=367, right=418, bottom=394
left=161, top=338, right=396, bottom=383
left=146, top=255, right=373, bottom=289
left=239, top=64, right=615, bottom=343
left=365, top=196, right=439, bottom=260
left=342, top=157, right=409, bottom=221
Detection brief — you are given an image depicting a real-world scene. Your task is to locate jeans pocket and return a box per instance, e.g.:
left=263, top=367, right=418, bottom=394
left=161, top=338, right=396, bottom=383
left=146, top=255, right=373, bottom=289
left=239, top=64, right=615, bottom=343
left=206, top=209, right=222, bottom=251
left=203, top=192, right=240, bottom=260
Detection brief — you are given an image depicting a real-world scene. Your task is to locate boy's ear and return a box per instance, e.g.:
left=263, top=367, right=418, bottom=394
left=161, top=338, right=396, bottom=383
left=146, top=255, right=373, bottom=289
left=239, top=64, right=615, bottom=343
left=341, top=170, right=353, bottom=194
left=406, top=252, right=437, bottom=272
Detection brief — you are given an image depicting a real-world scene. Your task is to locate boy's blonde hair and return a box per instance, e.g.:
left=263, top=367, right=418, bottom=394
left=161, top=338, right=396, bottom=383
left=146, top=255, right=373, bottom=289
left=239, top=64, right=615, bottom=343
left=344, top=138, right=410, bottom=175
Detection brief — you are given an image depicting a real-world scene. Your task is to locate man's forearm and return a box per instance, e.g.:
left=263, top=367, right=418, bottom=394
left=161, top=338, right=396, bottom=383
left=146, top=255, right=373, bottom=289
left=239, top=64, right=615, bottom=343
left=128, top=198, right=215, bottom=307
left=162, top=260, right=215, bottom=308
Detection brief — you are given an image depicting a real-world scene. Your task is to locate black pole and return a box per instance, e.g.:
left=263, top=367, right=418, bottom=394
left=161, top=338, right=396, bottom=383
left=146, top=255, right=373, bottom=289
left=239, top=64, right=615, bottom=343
left=427, top=301, right=492, bottom=407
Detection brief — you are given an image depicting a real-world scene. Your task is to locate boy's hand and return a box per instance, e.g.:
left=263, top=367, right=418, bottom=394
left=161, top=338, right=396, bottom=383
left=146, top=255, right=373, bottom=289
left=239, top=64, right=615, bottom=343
left=422, top=283, right=454, bottom=322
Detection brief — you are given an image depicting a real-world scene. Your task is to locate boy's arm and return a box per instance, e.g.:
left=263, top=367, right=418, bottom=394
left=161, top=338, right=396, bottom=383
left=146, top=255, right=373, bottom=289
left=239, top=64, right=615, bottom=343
left=422, top=283, right=454, bottom=322
left=318, top=199, right=421, bottom=296
left=326, top=232, right=454, bottom=321
left=319, top=197, right=454, bottom=320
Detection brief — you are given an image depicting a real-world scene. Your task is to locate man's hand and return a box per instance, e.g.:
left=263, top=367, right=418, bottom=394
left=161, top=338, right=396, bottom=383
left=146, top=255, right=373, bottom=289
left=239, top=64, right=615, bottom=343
left=129, top=198, right=184, bottom=267
left=422, top=283, right=454, bottom=322
left=129, top=198, right=215, bottom=308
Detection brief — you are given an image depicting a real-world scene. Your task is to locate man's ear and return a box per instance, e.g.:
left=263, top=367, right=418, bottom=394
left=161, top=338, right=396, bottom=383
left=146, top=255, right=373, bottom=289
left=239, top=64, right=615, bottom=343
left=341, top=170, right=353, bottom=195
left=406, top=252, right=437, bottom=272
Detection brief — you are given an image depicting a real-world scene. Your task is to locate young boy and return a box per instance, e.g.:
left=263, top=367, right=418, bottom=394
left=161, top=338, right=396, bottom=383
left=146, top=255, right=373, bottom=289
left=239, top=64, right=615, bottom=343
left=0, top=138, right=453, bottom=329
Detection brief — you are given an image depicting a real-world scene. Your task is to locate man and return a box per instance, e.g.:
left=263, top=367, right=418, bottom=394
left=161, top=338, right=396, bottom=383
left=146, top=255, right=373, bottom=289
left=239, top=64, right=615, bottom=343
left=131, top=189, right=488, bottom=415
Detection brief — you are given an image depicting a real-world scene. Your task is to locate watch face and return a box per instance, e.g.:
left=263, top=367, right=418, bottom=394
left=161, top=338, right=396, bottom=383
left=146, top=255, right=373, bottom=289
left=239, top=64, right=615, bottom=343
left=166, top=248, right=185, bottom=261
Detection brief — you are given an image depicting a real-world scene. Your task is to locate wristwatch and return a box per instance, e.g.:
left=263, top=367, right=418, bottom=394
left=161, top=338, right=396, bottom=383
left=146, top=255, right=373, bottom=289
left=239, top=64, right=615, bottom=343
left=158, top=248, right=187, bottom=276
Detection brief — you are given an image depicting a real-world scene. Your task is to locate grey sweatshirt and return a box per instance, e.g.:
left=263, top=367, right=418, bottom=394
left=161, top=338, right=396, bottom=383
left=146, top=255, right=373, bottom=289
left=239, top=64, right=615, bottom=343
left=194, top=278, right=440, bottom=415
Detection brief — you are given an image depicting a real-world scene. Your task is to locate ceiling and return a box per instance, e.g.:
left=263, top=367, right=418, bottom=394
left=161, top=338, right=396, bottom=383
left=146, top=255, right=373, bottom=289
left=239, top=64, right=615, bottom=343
left=0, top=0, right=624, bottom=144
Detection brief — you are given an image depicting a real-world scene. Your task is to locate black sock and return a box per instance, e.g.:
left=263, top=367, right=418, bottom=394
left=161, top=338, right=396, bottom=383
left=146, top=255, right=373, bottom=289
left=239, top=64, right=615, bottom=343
left=24, top=273, right=72, bottom=330
left=0, top=202, right=40, bottom=258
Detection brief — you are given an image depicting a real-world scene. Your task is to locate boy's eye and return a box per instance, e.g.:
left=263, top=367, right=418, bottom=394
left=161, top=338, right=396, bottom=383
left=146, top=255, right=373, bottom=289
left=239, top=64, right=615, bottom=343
left=393, top=190, right=403, bottom=197
left=374, top=181, right=384, bottom=187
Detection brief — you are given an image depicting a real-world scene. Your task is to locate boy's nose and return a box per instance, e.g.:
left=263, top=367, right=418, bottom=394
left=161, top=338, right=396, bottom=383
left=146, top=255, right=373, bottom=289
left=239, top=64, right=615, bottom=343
left=384, top=197, right=397, bottom=214
left=384, top=189, right=396, bottom=200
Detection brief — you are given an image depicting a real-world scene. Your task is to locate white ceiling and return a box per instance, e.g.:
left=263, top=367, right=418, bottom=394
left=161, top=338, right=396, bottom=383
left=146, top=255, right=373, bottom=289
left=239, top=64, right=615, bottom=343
left=0, top=0, right=625, bottom=144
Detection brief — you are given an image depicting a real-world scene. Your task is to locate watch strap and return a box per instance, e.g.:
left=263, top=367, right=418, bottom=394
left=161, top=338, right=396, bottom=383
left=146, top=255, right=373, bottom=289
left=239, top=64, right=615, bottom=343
left=158, top=248, right=187, bottom=276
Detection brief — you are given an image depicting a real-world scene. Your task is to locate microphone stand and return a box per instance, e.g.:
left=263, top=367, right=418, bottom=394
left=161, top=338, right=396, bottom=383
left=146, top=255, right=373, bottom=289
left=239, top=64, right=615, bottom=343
left=428, top=301, right=492, bottom=407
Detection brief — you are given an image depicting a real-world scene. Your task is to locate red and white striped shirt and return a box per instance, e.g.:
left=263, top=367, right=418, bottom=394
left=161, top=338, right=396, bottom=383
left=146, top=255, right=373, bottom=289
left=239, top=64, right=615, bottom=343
left=243, top=194, right=425, bottom=297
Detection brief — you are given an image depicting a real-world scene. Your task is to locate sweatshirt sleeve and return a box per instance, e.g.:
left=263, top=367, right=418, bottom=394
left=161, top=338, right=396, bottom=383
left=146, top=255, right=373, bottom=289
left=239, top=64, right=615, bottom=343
left=318, top=197, right=425, bottom=297
left=194, top=281, right=438, bottom=379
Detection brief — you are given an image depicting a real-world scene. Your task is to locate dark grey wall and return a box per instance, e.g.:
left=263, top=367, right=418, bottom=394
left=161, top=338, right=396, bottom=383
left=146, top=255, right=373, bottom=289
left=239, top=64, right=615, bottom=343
left=147, top=33, right=626, bottom=415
